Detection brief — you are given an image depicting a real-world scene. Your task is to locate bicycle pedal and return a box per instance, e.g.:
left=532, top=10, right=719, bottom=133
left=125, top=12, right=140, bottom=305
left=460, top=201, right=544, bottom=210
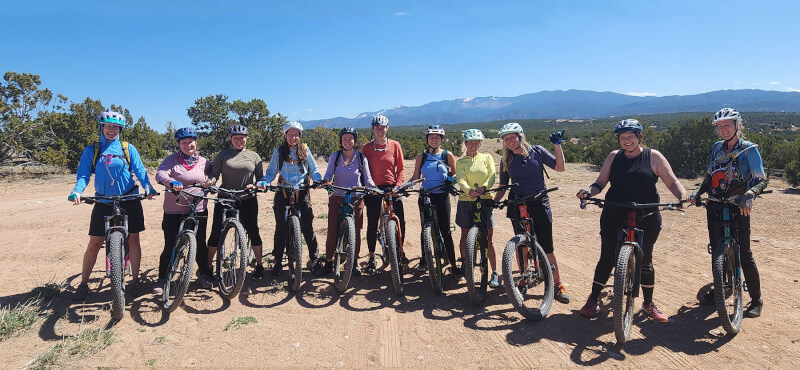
left=743, top=281, right=748, bottom=292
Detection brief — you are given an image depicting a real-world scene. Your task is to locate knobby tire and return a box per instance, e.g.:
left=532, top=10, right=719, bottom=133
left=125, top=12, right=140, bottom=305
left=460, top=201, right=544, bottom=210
left=613, top=244, right=636, bottom=344
left=501, top=235, right=554, bottom=320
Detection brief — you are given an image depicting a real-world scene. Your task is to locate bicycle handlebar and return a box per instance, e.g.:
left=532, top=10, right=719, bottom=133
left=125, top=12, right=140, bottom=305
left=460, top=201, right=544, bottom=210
left=81, top=193, right=149, bottom=205
left=496, top=187, right=559, bottom=209
left=580, top=197, right=685, bottom=211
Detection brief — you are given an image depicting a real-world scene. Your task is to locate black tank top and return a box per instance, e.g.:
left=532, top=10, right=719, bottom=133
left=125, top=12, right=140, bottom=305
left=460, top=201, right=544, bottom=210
left=605, top=148, right=659, bottom=204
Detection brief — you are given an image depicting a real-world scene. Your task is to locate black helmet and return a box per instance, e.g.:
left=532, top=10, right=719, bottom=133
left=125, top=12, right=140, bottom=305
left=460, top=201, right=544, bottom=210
left=228, top=124, right=249, bottom=136
left=613, top=119, right=643, bottom=136
left=339, top=126, right=358, bottom=142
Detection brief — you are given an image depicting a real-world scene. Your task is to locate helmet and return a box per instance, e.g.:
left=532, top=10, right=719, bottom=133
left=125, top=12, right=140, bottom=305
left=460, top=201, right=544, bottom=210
left=98, top=111, right=126, bottom=127
left=174, top=127, right=197, bottom=142
left=613, top=119, right=643, bottom=136
left=371, top=114, right=389, bottom=126
left=283, top=121, right=304, bottom=134
left=228, top=124, right=249, bottom=136
left=498, top=122, right=523, bottom=137
left=713, top=108, right=741, bottom=124
left=425, top=124, right=445, bottom=137
left=462, top=129, right=485, bottom=141
left=339, top=126, right=358, bottom=141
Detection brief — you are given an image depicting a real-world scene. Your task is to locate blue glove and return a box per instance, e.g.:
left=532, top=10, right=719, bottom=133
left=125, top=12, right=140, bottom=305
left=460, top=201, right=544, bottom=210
left=256, top=180, right=267, bottom=188
left=549, top=130, right=565, bottom=145
left=67, top=192, right=79, bottom=202
left=147, top=185, right=158, bottom=195
left=446, top=176, right=456, bottom=185
left=170, top=181, right=183, bottom=189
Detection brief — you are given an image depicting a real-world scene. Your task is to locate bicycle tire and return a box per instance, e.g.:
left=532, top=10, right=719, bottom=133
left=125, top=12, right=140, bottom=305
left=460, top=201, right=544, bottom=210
left=385, top=219, right=404, bottom=295
left=464, top=226, right=488, bottom=305
left=287, top=215, right=303, bottom=292
left=421, top=220, right=443, bottom=294
left=613, top=243, right=636, bottom=344
left=163, top=232, right=197, bottom=313
left=108, top=231, right=126, bottom=321
left=501, top=235, right=553, bottom=320
left=713, top=242, right=743, bottom=335
left=217, top=220, right=248, bottom=299
left=334, top=215, right=356, bottom=294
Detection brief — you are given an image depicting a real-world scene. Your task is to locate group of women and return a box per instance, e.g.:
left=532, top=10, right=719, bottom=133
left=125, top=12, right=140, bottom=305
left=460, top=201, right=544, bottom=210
left=69, top=107, right=766, bottom=321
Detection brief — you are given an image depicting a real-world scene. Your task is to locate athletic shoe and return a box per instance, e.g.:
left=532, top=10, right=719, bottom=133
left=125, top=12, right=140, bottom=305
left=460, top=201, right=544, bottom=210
left=365, top=257, right=377, bottom=274
left=744, top=299, right=763, bottom=318
left=416, top=259, right=427, bottom=272
left=72, top=283, right=89, bottom=301
left=315, top=260, right=333, bottom=276
left=700, top=289, right=715, bottom=306
left=352, top=265, right=362, bottom=277
left=489, top=272, right=500, bottom=288
left=199, top=274, right=214, bottom=289
left=642, top=302, right=669, bottom=323
left=311, top=258, right=325, bottom=273
left=271, top=261, right=283, bottom=277
left=251, top=264, right=264, bottom=281
left=401, top=254, right=410, bottom=265
left=554, top=283, right=571, bottom=304
left=579, top=298, right=599, bottom=318
left=152, top=279, right=165, bottom=295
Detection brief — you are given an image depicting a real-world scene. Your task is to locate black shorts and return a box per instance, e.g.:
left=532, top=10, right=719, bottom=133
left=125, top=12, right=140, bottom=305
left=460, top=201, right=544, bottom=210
left=88, top=199, right=146, bottom=236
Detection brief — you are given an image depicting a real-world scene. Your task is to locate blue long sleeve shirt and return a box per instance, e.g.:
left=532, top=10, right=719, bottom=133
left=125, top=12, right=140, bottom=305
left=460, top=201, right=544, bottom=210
left=261, top=144, right=322, bottom=186
left=72, top=136, right=154, bottom=200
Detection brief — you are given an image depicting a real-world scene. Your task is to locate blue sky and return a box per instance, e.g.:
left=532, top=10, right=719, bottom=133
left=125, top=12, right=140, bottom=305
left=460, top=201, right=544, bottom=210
left=3, top=0, right=798, bottom=132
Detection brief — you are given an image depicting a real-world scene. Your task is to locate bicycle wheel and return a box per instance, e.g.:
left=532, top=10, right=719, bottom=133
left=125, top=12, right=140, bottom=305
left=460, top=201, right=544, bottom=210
left=217, top=220, right=248, bottom=299
left=334, top=216, right=356, bottom=294
left=107, top=231, right=126, bottom=321
left=287, top=215, right=303, bottom=292
left=421, top=220, right=443, bottom=294
left=613, top=243, right=636, bottom=344
left=501, top=235, right=554, bottom=320
left=713, top=242, right=743, bottom=335
left=385, top=219, right=404, bottom=295
left=464, top=226, right=488, bottom=305
left=163, top=232, right=197, bottom=313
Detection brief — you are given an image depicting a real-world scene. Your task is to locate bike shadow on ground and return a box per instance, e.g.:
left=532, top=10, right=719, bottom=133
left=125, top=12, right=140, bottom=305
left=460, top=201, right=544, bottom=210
left=238, top=276, right=295, bottom=309
left=175, top=282, right=232, bottom=315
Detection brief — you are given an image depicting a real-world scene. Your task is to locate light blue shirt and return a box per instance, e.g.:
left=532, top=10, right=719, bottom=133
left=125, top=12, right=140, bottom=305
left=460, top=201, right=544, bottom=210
left=261, top=145, right=322, bottom=186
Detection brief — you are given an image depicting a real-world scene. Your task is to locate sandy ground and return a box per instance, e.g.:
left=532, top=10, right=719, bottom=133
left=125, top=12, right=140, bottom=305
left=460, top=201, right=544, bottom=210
left=2, top=141, right=800, bottom=368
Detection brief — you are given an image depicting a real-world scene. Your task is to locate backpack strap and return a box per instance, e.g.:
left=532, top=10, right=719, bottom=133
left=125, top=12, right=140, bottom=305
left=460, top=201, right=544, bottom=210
left=422, top=149, right=451, bottom=173
left=332, top=150, right=367, bottom=186
left=91, top=141, right=133, bottom=175
left=529, top=146, right=550, bottom=180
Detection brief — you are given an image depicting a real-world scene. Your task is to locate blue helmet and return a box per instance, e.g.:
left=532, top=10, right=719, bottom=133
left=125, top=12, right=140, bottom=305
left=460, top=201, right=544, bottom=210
left=228, top=124, right=249, bottom=136
left=174, top=127, right=198, bottom=142
left=98, top=111, right=126, bottom=128
left=613, top=119, right=643, bottom=136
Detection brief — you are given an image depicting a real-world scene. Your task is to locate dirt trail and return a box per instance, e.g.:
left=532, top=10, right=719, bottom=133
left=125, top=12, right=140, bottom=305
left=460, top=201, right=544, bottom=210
left=1, top=152, right=799, bottom=367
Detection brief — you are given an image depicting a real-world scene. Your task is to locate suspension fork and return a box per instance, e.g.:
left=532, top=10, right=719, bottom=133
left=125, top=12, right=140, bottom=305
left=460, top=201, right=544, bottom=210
left=622, top=210, right=644, bottom=297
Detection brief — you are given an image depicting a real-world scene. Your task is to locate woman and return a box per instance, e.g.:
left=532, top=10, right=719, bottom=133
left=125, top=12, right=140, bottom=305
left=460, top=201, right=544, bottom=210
left=576, top=119, right=686, bottom=322
left=362, top=114, right=407, bottom=273
left=317, top=127, right=376, bottom=276
left=207, top=124, right=265, bottom=283
left=688, top=108, right=766, bottom=318
left=153, top=127, right=212, bottom=294
left=68, top=111, right=157, bottom=301
left=492, top=122, right=571, bottom=304
left=258, top=121, right=323, bottom=277
left=410, top=125, right=458, bottom=275
left=455, top=129, right=500, bottom=287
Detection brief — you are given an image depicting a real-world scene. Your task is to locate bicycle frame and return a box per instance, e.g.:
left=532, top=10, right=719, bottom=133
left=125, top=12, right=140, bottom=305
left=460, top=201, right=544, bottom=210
left=703, top=199, right=743, bottom=289
left=501, top=187, right=558, bottom=271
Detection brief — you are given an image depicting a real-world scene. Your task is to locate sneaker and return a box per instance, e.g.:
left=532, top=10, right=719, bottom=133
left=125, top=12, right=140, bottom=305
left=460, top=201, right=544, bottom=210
left=352, top=265, right=362, bottom=277
left=251, top=264, right=264, bottom=281
left=489, top=272, right=500, bottom=288
left=199, top=274, right=214, bottom=289
left=579, top=298, right=599, bottom=318
left=416, top=259, right=427, bottom=272
left=152, top=279, right=165, bottom=295
left=73, top=283, right=89, bottom=301
left=401, top=254, right=410, bottom=265
left=315, top=260, right=333, bottom=276
left=365, top=257, right=377, bottom=274
left=311, top=258, right=325, bottom=273
left=554, top=283, right=571, bottom=304
left=744, top=299, right=763, bottom=318
left=700, top=289, right=715, bottom=306
left=642, top=302, right=669, bottom=323
left=271, top=262, right=283, bottom=277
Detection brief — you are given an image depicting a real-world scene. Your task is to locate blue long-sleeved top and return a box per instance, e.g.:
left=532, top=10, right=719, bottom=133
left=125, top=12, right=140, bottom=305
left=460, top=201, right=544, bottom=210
left=72, top=136, right=154, bottom=201
left=696, top=138, right=767, bottom=201
left=261, top=144, right=322, bottom=186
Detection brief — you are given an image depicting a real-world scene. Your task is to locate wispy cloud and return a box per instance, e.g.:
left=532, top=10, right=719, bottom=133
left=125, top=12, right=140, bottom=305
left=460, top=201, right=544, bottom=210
left=769, top=81, right=780, bottom=85
left=733, top=81, right=740, bottom=85
left=624, top=92, right=658, bottom=97
left=787, top=87, right=800, bottom=92
left=393, top=11, right=408, bottom=16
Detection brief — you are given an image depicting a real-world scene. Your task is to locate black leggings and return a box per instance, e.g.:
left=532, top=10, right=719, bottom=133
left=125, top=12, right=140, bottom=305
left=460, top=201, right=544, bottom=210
left=271, top=190, right=319, bottom=263
left=590, top=209, right=662, bottom=304
left=207, top=196, right=262, bottom=247
left=364, top=185, right=406, bottom=254
left=507, top=198, right=555, bottom=254
left=705, top=203, right=761, bottom=301
left=160, top=211, right=210, bottom=280
left=418, top=192, right=456, bottom=266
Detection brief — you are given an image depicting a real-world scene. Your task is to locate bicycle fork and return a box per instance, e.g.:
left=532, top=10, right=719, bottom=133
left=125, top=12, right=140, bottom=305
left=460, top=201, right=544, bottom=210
left=618, top=211, right=644, bottom=298
left=708, top=207, right=746, bottom=291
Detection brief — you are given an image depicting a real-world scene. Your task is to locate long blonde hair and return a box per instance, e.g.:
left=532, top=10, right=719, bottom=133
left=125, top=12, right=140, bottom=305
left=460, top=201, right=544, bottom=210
left=502, top=133, right=533, bottom=172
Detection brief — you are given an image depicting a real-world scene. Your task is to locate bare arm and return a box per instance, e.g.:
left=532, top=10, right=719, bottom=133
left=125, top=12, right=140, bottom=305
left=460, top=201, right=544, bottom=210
left=447, top=152, right=457, bottom=176
left=577, top=151, right=616, bottom=198
left=651, top=149, right=686, bottom=200
left=553, top=144, right=565, bottom=172
left=409, top=153, right=423, bottom=182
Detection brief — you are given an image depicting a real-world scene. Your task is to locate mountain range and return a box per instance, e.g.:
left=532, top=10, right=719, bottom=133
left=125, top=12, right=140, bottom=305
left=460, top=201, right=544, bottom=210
left=301, top=89, right=800, bottom=128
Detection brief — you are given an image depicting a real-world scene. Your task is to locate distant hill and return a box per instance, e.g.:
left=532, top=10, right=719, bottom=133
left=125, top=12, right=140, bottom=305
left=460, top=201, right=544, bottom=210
left=301, top=89, right=800, bottom=128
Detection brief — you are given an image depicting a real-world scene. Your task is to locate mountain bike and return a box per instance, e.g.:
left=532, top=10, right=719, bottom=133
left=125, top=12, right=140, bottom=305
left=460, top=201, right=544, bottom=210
left=161, top=186, right=210, bottom=312
left=694, top=196, right=746, bottom=335
left=413, top=182, right=461, bottom=294
left=580, top=197, right=684, bottom=343
left=324, top=184, right=370, bottom=294
left=81, top=193, right=150, bottom=321
left=207, top=185, right=253, bottom=300
left=371, top=180, right=420, bottom=295
left=262, top=182, right=320, bottom=292
left=496, top=187, right=557, bottom=321
left=463, top=183, right=516, bottom=305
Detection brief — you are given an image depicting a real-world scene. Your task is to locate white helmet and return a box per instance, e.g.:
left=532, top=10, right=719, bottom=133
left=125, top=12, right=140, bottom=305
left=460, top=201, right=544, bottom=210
left=498, top=122, right=523, bottom=137
left=371, top=114, right=389, bottom=126
left=462, top=129, right=485, bottom=141
left=713, top=108, right=741, bottom=125
left=283, top=121, right=304, bottom=134
left=425, top=124, right=445, bottom=137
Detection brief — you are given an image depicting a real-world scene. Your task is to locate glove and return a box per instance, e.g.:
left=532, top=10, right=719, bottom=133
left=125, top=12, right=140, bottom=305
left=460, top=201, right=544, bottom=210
left=67, top=192, right=79, bottom=202
left=739, top=191, right=755, bottom=209
left=147, top=185, right=158, bottom=195
left=256, top=180, right=267, bottom=189
left=170, top=181, right=183, bottom=190
left=446, top=176, right=456, bottom=185
left=549, top=130, right=565, bottom=145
